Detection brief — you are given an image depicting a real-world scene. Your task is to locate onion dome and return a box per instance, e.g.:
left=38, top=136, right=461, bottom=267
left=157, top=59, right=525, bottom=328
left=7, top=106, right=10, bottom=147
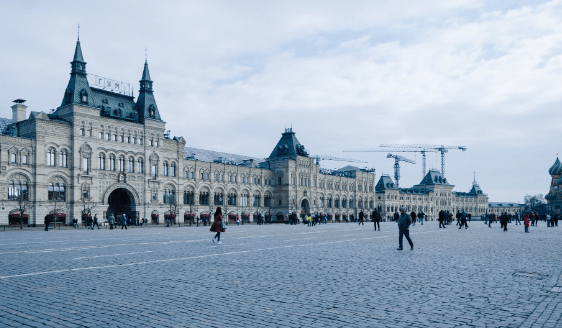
left=549, top=157, right=561, bottom=175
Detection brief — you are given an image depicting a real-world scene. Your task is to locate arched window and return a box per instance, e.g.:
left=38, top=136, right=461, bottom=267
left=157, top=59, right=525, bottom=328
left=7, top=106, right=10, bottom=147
left=183, top=191, right=194, bottom=205
left=136, top=158, right=144, bottom=173
left=163, top=162, right=169, bottom=176
left=163, top=189, right=175, bottom=204
left=118, top=156, right=125, bottom=172
left=47, top=149, right=56, bottom=166
left=98, top=154, right=106, bottom=170
left=80, top=90, right=88, bottom=104
left=59, top=150, right=68, bottom=168
left=109, top=155, right=115, bottom=171
left=128, top=157, right=134, bottom=173
left=170, top=163, right=176, bottom=177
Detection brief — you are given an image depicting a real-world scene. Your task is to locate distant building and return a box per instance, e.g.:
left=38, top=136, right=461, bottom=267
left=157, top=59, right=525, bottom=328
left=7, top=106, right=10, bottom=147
left=375, top=170, right=489, bottom=221
left=545, top=156, right=562, bottom=212
left=488, top=202, right=524, bottom=215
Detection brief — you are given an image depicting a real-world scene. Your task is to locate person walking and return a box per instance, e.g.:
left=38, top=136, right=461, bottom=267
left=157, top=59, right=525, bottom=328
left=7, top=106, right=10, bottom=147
left=524, top=213, right=530, bottom=233
left=456, top=210, right=462, bottom=227
left=393, top=211, right=399, bottom=222
left=72, top=218, right=78, bottom=229
left=108, top=214, right=115, bottom=230
left=410, top=211, right=417, bottom=226
left=546, top=213, right=552, bottom=227
left=460, top=210, right=468, bottom=229
left=211, top=207, right=225, bottom=244
left=87, top=216, right=93, bottom=230
left=373, top=209, right=381, bottom=231
left=438, top=210, right=446, bottom=228
left=44, top=215, right=51, bottom=231
left=397, top=208, right=413, bottom=250
left=417, top=211, right=425, bottom=225
left=515, top=212, right=521, bottom=225
left=121, top=214, right=128, bottom=229
left=358, top=210, right=364, bottom=226
left=501, top=212, right=508, bottom=231
left=92, top=215, right=100, bottom=230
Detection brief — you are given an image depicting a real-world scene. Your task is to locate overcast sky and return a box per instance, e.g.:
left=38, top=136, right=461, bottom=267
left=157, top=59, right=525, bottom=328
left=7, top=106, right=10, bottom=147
left=0, top=0, right=560, bottom=202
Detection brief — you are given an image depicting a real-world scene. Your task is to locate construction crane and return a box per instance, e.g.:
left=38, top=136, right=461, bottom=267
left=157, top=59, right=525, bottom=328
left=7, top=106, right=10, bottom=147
left=311, top=155, right=368, bottom=166
left=344, top=148, right=438, bottom=179
left=386, top=153, right=415, bottom=188
left=380, top=144, right=467, bottom=178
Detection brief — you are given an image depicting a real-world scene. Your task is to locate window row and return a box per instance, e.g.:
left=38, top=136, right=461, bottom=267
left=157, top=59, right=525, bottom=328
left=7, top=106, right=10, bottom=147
left=98, top=155, right=144, bottom=173
left=47, top=149, right=68, bottom=167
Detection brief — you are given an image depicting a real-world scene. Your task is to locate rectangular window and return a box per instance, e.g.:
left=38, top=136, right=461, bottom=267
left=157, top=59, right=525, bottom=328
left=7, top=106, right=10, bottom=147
left=132, top=137, right=136, bottom=144
left=151, top=165, right=156, bottom=177
left=112, top=135, right=117, bottom=141
left=99, top=132, right=103, bottom=139
left=155, top=141, right=158, bottom=147
left=83, top=190, right=89, bottom=199
left=190, top=172, right=194, bottom=179
left=81, top=128, right=85, bottom=136
left=106, top=133, right=110, bottom=140
left=149, top=139, right=153, bottom=146
left=171, top=166, right=176, bottom=177
left=10, top=154, right=16, bottom=163
left=22, top=155, right=27, bottom=164
left=119, top=135, right=124, bottom=142
left=278, top=177, right=282, bottom=185
left=83, top=158, right=88, bottom=172
left=152, top=193, right=157, bottom=201
left=139, top=138, right=143, bottom=145
left=200, top=173, right=204, bottom=179
left=206, top=173, right=209, bottom=180
left=126, top=136, right=130, bottom=143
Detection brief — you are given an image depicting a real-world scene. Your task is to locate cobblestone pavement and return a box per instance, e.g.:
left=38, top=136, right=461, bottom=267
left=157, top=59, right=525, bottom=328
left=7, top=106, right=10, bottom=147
left=1, top=221, right=561, bottom=327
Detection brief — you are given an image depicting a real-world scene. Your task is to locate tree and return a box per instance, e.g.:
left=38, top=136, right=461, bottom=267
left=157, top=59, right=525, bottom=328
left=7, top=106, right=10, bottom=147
left=524, top=194, right=546, bottom=215
left=14, top=193, right=30, bottom=230
left=48, top=195, right=66, bottom=227
left=78, top=195, right=97, bottom=225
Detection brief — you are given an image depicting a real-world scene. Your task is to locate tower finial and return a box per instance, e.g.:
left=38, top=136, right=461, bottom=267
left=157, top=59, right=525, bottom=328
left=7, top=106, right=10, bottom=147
left=145, top=47, right=147, bottom=62
left=78, top=23, right=80, bottom=41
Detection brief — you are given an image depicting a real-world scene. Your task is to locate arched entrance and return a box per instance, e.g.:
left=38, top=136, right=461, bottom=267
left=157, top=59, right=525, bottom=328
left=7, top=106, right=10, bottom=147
left=301, top=199, right=310, bottom=215
left=107, top=188, right=136, bottom=224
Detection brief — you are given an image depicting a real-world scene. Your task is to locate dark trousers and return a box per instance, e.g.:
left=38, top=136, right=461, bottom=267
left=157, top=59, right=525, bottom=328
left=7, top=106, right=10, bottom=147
left=44, top=224, right=49, bottom=231
left=214, top=232, right=220, bottom=241
left=489, top=220, right=492, bottom=227
left=439, top=220, right=445, bottom=228
left=93, top=222, right=100, bottom=230
left=121, top=224, right=127, bottom=229
left=109, top=224, right=113, bottom=230
left=399, top=229, right=413, bottom=248
left=460, top=218, right=468, bottom=228
left=374, top=221, right=380, bottom=230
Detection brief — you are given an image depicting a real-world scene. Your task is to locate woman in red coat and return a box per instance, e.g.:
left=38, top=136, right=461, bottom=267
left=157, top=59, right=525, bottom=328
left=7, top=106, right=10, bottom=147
left=211, top=207, right=224, bottom=244
left=524, top=213, right=530, bottom=233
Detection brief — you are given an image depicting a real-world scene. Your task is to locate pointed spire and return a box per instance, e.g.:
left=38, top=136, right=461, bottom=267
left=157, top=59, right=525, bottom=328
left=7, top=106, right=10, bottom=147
left=141, top=60, right=151, bottom=81
left=73, top=40, right=85, bottom=63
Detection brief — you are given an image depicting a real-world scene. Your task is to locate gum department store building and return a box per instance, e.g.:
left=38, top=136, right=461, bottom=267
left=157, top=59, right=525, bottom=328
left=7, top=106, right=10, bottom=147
left=1, top=40, right=492, bottom=226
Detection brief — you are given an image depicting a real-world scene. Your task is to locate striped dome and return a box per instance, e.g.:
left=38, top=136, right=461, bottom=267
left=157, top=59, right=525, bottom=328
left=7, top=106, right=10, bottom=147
left=549, top=157, right=561, bottom=175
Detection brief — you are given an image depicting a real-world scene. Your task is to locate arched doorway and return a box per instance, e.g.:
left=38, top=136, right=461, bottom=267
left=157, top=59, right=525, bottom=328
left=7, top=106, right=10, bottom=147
left=301, top=199, right=310, bottom=215
left=107, top=188, right=135, bottom=224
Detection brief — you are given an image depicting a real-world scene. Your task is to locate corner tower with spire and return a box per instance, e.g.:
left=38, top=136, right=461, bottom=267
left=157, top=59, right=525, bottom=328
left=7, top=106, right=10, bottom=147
left=136, top=60, right=161, bottom=122
left=61, top=38, right=93, bottom=107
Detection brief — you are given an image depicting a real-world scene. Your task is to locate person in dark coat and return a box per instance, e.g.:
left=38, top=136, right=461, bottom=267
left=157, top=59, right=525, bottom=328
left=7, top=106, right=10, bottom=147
left=438, top=210, right=446, bottom=228
left=211, top=207, right=224, bottom=244
left=372, top=209, right=381, bottom=231
left=397, top=208, right=413, bottom=250
left=417, top=211, right=425, bottom=225
left=358, top=210, right=364, bottom=226
left=460, top=210, right=468, bottom=229
left=410, top=211, right=417, bottom=226
left=44, top=215, right=51, bottom=231
left=393, top=211, right=399, bottom=222
left=93, top=215, right=100, bottom=230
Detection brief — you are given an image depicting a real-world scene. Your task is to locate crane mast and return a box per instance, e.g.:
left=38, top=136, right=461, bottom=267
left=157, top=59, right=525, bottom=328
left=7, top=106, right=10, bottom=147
left=380, top=144, right=466, bottom=178
left=344, top=148, right=437, bottom=179
left=386, top=153, right=415, bottom=188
